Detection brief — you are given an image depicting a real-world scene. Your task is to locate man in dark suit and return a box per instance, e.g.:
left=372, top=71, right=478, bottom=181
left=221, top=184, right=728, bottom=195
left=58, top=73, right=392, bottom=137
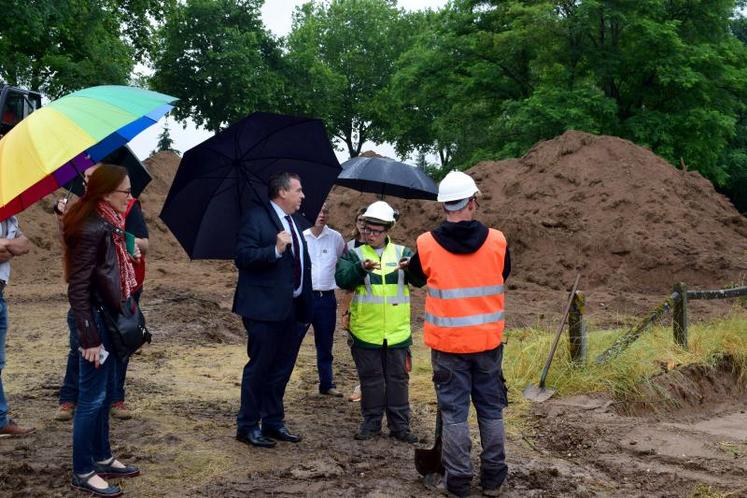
left=233, top=172, right=313, bottom=448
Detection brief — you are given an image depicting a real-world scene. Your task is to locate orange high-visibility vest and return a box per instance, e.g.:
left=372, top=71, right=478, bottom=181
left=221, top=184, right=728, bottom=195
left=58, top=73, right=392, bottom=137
left=417, top=229, right=506, bottom=353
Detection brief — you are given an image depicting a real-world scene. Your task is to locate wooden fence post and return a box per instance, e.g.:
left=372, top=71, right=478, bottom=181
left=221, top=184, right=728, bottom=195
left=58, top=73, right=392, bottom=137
left=568, top=291, right=587, bottom=364
left=673, top=282, right=688, bottom=349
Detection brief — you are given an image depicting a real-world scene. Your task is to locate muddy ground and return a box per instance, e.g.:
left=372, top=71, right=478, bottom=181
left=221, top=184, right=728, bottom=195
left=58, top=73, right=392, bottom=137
left=1, top=269, right=745, bottom=497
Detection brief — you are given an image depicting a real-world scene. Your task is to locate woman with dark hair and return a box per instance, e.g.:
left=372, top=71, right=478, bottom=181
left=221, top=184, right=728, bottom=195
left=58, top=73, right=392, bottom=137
left=63, top=164, right=140, bottom=497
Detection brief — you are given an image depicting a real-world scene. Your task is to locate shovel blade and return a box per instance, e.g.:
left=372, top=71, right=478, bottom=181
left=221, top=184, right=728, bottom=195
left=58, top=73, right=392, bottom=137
left=523, top=383, right=557, bottom=402
left=414, top=438, right=444, bottom=476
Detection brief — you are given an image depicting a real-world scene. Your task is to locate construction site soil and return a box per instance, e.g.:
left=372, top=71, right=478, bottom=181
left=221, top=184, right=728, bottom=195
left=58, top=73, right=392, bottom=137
left=1, top=130, right=745, bottom=497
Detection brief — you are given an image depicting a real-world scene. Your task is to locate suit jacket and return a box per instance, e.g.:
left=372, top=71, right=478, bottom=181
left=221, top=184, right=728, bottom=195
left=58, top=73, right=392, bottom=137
left=232, top=203, right=313, bottom=323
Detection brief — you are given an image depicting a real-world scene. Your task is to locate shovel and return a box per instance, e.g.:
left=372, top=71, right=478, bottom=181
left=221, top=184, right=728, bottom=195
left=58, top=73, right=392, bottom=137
left=523, top=273, right=581, bottom=402
left=414, top=406, right=445, bottom=476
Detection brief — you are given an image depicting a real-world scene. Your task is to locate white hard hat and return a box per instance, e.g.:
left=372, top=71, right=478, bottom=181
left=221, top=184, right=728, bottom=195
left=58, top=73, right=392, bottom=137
left=362, top=200, right=396, bottom=224
left=437, top=171, right=480, bottom=204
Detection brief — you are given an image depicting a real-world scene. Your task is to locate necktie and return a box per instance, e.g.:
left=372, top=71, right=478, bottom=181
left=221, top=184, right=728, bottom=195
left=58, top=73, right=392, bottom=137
left=285, top=215, right=301, bottom=289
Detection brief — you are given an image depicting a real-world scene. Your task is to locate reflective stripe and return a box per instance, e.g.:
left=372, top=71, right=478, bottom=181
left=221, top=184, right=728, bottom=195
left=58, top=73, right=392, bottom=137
left=353, top=295, right=386, bottom=304
left=424, top=311, right=504, bottom=328
left=352, top=294, right=410, bottom=305
left=427, top=284, right=504, bottom=300
left=388, top=295, right=411, bottom=304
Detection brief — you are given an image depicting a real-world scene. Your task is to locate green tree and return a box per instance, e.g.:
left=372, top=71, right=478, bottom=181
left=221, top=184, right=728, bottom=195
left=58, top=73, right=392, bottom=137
left=0, top=0, right=164, bottom=97
left=155, top=123, right=177, bottom=153
left=390, top=0, right=747, bottom=196
left=150, top=0, right=285, bottom=132
left=285, top=0, right=412, bottom=157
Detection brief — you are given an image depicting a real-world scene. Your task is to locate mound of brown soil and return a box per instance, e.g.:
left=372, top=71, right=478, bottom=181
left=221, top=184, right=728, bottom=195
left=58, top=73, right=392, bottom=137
left=327, top=131, right=747, bottom=295
left=12, top=131, right=747, bottom=303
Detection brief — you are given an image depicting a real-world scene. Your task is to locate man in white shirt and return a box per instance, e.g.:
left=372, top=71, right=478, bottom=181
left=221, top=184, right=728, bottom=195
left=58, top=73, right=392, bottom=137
left=302, top=203, right=345, bottom=396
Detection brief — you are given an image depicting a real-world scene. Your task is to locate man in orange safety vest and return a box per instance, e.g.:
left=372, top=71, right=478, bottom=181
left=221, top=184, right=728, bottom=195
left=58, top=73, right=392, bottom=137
left=403, top=171, right=511, bottom=497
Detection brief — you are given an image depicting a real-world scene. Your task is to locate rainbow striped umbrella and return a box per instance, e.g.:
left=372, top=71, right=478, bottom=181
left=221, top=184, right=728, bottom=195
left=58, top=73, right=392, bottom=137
left=0, top=85, right=177, bottom=219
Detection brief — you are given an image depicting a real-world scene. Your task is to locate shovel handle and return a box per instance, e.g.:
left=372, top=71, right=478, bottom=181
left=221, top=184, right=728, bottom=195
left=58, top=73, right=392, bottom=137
left=434, top=405, right=442, bottom=438
left=538, top=273, right=581, bottom=388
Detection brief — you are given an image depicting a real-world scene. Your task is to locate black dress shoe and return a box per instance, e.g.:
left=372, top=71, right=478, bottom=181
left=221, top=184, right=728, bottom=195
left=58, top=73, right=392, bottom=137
left=262, top=425, right=302, bottom=443
left=236, top=428, right=276, bottom=448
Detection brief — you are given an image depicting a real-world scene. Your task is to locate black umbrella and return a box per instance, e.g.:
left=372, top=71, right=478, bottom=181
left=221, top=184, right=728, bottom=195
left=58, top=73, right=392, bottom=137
left=64, top=145, right=152, bottom=198
left=335, top=156, right=438, bottom=200
left=159, top=112, right=341, bottom=260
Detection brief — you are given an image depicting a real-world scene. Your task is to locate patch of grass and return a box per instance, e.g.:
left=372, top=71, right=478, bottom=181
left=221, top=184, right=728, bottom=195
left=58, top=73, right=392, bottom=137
left=716, top=440, right=744, bottom=459
left=688, top=483, right=730, bottom=498
left=408, top=310, right=747, bottom=429
left=507, top=311, right=747, bottom=404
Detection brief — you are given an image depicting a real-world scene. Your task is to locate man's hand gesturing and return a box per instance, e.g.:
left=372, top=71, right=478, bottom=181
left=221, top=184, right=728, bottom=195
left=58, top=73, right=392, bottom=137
left=276, top=231, right=292, bottom=253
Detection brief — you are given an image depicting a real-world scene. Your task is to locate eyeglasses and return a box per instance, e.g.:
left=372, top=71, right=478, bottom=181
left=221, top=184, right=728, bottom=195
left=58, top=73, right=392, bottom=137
left=362, top=227, right=386, bottom=236
left=114, top=189, right=132, bottom=196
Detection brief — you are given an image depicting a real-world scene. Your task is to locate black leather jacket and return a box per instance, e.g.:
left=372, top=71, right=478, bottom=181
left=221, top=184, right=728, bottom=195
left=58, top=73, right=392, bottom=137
left=67, top=215, right=122, bottom=348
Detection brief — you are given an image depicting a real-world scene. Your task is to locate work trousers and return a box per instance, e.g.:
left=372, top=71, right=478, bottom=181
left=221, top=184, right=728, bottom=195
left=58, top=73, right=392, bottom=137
left=350, top=343, right=410, bottom=434
left=432, top=345, right=508, bottom=497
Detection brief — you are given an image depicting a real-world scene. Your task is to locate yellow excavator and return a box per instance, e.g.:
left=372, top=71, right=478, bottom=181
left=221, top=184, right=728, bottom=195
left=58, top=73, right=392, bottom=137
left=0, top=85, right=43, bottom=134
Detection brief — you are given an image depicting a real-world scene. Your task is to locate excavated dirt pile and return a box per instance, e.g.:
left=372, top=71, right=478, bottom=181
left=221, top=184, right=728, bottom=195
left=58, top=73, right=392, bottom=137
left=328, top=131, right=747, bottom=295
left=12, top=130, right=747, bottom=302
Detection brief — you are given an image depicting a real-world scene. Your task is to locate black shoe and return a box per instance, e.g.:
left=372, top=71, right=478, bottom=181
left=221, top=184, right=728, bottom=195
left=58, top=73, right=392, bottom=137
left=262, top=425, right=302, bottom=443
left=71, top=472, right=123, bottom=497
left=93, top=458, right=140, bottom=479
left=390, top=430, right=418, bottom=443
left=236, top=428, right=276, bottom=448
left=354, top=428, right=381, bottom=440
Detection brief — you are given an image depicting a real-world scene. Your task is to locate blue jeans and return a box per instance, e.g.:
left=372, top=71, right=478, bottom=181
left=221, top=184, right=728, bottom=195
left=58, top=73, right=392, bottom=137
left=0, top=294, right=8, bottom=428
left=72, top=309, right=116, bottom=475
left=60, top=290, right=141, bottom=404
left=304, top=291, right=337, bottom=392
left=432, top=346, right=509, bottom=496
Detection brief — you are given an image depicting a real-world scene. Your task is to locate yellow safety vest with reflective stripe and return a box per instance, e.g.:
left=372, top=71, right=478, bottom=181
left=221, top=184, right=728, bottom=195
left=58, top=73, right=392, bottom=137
left=349, top=243, right=411, bottom=347
left=417, top=229, right=506, bottom=353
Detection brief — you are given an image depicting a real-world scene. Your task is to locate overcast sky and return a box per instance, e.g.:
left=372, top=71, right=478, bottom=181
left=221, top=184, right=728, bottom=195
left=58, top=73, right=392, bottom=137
left=128, top=0, right=448, bottom=162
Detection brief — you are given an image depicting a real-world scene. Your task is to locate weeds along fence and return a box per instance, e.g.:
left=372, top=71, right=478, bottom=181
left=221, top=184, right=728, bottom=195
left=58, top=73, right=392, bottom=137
left=563, top=284, right=747, bottom=365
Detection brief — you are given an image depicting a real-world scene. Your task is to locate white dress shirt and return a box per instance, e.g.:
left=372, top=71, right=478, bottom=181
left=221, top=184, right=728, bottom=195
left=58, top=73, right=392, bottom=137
left=270, top=201, right=305, bottom=297
left=303, top=225, right=345, bottom=291
left=0, top=216, right=20, bottom=284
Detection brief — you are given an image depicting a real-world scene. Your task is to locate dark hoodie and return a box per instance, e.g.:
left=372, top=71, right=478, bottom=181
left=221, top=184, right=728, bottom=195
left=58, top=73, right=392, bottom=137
left=406, top=220, right=510, bottom=285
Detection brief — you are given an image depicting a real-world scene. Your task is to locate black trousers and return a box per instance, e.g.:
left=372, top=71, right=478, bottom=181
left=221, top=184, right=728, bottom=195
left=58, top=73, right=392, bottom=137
left=237, top=308, right=303, bottom=432
left=350, top=344, right=411, bottom=434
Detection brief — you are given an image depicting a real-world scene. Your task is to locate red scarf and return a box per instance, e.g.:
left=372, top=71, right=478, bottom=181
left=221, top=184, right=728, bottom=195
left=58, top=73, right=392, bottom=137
left=96, top=200, right=137, bottom=300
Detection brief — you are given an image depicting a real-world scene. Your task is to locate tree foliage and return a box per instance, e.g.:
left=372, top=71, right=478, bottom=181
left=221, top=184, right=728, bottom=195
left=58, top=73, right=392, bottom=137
left=389, top=0, right=747, bottom=208
left=155, top=123, right=177, bottom=154
left=150, top=0, right=285, bottom=132
left=0, top=0, right=164, bottom=97
left=284, top=0, right=412, bottom=157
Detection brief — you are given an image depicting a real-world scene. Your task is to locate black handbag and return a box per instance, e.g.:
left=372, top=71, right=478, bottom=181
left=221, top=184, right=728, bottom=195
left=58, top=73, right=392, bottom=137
left=98, top=296, right=151, bottom=360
